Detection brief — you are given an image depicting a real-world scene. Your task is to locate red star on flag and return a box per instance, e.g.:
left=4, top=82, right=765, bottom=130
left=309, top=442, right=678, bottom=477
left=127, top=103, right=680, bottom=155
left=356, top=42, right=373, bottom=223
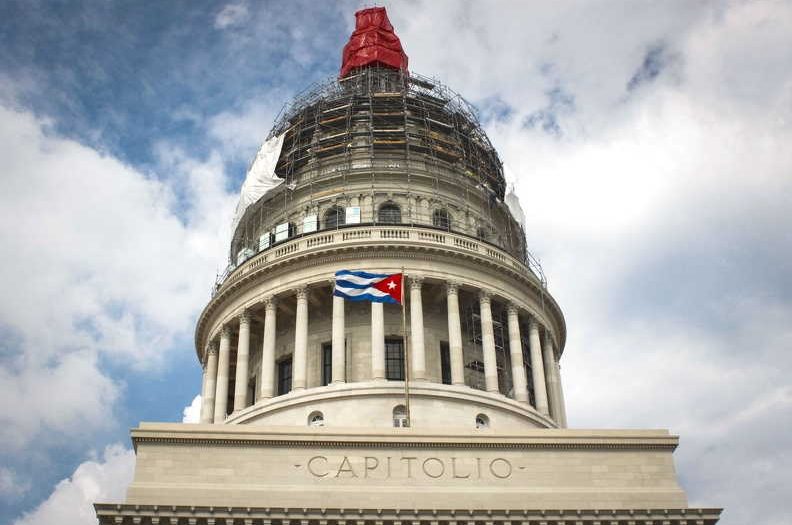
left=372, top=273, right=403, bottom=304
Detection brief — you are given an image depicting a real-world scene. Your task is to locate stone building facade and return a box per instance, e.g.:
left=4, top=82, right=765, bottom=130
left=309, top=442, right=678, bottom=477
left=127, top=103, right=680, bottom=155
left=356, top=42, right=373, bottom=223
left=95, top=7, right=721, bottom=525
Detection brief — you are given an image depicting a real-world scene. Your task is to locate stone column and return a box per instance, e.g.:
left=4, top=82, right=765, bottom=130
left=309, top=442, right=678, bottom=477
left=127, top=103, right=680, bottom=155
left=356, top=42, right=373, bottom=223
left=542, top=330, right=561, bottom=423
left=529, top=318, right=549, bottom=416
left=371, top=302, right=385, bottom=380
left=233, top=311, right=251, bottom=411
left=479, top=291, right=499, bottom=393
left=446, top=282, right=465, bottom=386
left=199, top=358, right=208, bottom=409
left=557, top=362, right=568, bottom=427
left=213, top=326, right=232, bottom=423
left=409, top=276, right=426, bottom=381
left=259, top=297, right=277, bottom=399
left=331, top=289, right=346, bottom=383
left=506, top=304, right=529, bottom=403
left=292, top=287, right=309, bottom=391
left=200, top=343, right=218, bottom=423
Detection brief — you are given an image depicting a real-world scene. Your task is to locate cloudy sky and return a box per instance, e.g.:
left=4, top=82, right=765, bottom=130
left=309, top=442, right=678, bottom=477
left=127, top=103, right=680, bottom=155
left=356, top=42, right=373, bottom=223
left=0, top=1, right=790, bottom=524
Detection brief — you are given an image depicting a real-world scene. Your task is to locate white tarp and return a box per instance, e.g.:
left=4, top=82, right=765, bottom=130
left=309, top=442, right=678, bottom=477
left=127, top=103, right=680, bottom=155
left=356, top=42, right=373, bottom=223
left=504, top=187, right=526, bottom=230
left=230, top=133, right=286, bottom=235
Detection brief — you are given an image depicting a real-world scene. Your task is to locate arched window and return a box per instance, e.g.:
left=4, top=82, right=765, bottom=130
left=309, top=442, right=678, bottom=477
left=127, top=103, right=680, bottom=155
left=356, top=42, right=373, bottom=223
left=308, top=411, right=325, bottom=427
left=433, top=209, right=451, bottom=230
left=393, top=405, right=409, bottom=428
left=378, top=202, right=401, bottom=224
left=324, top=206, right=345, bottom=229
left=475, top=413, right=490, bottom=429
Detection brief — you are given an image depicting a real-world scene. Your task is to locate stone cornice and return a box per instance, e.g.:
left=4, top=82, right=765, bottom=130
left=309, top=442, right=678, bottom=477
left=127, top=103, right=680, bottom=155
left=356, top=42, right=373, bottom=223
left=94, top=503, right=722, bottom=524
left=130, top=423, right=680, bottom=453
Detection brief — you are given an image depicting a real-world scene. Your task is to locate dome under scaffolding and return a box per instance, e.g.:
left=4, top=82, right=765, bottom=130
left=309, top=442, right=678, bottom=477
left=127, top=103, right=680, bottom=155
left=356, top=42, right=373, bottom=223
left=219, top=67, right=546, bottom=293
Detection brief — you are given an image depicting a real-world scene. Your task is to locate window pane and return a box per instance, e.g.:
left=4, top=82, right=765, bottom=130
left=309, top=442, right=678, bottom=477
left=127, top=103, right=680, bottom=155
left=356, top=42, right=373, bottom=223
left=324, top=207, right=345, bottom=229
left=440, top=341, right=451, bottom=385
left=277, top=356, right=292, bottom=395
left=321, top=342, right=332, bottom=386
left=378, top=203, right=401, bottom=224
left=385, top=338, right=404, bottom=380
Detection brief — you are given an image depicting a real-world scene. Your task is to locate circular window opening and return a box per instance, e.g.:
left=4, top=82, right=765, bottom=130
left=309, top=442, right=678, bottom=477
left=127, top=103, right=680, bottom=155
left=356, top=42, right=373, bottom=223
left=308, top=411, right=325, bottom=427
left=475, top=414, right=490, bottom=429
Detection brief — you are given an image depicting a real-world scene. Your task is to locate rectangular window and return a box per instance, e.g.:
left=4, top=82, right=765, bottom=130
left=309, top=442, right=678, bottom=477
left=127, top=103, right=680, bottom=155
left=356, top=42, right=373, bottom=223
left=385, top=338, right=405, bottom=381
left=303, top=214, right=318, bottom=233
left=345, top=206, right=361, bottom=224
left=440, top=341, right=451, bottom=384
left=321, top=342, right=332, bottom=386
left=247, top=378, right=256, bottom=407
left=277, top=355, right=292, bottom=396
left=274, top=222, right=289, bottom=242
left=259, top=232, right=271, bottom=251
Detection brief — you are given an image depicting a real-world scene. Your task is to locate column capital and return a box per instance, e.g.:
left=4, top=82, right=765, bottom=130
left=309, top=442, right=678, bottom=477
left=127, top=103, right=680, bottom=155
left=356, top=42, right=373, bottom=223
left=445, top=281, right=460, bottom=294
left=479, top=290, right=492, bottom=304
left=408, top=275, right=424, bottom=289
left=238, top=310, right=251, bottom=325
left=295, top=286, right=308, bottom=301
left=263, top=295, right=277, bottom=310
left=528, top=316, right=540, bottom=331
left=206, top=342, right=218, bottom=356
left=506, top=303, right=519, bottom=316
left=220, top=325, right=232, bottom=338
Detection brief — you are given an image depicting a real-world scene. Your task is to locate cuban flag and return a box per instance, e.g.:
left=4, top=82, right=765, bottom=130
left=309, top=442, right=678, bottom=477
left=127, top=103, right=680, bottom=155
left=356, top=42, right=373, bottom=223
left=334, top=270, right=403, bottom=304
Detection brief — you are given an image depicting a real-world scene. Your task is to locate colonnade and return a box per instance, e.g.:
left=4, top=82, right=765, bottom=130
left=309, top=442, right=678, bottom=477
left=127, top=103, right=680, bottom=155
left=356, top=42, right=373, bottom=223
left=199, top=278, right=567, bottom=427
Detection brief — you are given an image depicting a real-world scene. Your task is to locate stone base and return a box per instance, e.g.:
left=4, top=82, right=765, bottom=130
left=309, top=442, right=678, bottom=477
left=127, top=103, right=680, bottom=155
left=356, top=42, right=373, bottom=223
left=95, top=423, right=720, bottom=523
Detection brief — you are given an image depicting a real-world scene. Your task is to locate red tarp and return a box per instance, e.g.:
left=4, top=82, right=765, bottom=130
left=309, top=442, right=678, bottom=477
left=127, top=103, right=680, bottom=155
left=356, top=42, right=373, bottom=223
left=339, top=7, right=409, bottom=78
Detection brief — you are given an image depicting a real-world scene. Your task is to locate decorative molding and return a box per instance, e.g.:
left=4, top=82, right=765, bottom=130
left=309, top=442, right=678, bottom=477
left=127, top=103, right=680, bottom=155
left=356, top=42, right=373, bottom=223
left=264, top=296, right=277, bottom=311
left=130, top=435, right=678, bottom=452
left=239, top=310, right=251, bottom=325
left=95, top=504, right=722, bottom=525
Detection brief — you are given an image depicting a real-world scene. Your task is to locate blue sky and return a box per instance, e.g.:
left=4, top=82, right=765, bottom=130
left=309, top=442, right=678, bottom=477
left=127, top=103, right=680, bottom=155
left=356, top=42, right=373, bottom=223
left=1, top=2, right=791, bottom=525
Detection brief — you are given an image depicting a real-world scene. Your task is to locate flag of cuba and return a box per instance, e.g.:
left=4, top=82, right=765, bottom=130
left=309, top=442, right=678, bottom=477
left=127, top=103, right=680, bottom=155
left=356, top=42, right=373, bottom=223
left=333, top=270, right=403, bottom=304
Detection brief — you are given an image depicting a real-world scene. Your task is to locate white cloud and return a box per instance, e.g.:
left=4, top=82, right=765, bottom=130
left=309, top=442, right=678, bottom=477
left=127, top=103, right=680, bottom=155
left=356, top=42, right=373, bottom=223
left=13, top=444, right=134, bottom=525
left=182, top=394, right=202, bottom=423
left=0, top=103, right=235, bottom=452
left=207, top=95, right=283, bottom=163
left=214, top=2, right=249, bottom=30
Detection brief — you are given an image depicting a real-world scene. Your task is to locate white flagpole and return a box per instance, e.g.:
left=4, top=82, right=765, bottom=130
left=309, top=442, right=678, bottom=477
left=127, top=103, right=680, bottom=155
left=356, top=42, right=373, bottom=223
left=400, top=268, right=411, bottom=426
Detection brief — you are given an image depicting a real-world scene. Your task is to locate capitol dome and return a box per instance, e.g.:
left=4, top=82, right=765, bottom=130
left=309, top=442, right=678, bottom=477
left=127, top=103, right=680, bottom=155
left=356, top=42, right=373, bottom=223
left=195, top=6, right=566, bottom=432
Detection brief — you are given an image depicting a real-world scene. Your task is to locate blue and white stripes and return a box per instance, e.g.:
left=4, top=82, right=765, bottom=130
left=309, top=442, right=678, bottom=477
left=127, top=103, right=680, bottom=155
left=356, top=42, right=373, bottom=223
left=333, top=269, right=402, bottom=304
